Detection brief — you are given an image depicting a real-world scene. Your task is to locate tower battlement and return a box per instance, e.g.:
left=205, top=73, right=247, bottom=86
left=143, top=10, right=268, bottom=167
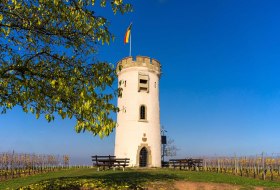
left=117, top=56, right=161, bottom=75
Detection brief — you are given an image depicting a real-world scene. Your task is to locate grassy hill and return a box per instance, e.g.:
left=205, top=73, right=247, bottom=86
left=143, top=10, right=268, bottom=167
left=1, top=168, right=280, bottom=189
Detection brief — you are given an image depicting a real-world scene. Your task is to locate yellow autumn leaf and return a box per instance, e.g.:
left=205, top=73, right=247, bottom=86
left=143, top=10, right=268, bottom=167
left=50, top=80, right=56, bottom=87
left=114, top=0, right=122, bottom=5
left=80, top=91, right=84, bottom=98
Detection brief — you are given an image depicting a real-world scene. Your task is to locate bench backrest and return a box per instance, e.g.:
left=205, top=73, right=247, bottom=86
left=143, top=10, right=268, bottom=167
left=92, top=155, right=116, bottom=161
left=92, top=156, right=130, bottom=166
left=169, top=158, right=204, bottom=167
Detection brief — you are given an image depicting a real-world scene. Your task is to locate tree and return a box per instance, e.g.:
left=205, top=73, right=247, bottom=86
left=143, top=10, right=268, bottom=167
left=0, top=0, right=132, bottom=137
left=163, top=138, right=179, bottom=157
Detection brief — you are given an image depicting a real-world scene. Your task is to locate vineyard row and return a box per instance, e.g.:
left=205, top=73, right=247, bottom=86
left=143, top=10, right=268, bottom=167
left=0, top=152, right=70, bottom=181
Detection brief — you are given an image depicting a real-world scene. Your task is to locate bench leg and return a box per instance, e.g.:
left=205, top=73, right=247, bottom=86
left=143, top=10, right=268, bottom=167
left=97, top=167, right=100, bottom=172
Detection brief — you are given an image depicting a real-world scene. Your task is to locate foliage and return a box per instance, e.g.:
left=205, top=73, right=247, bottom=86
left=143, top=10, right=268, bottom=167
left=20, top=178, right=144, bottom=190
left=0, top=0, right=132, bottom=137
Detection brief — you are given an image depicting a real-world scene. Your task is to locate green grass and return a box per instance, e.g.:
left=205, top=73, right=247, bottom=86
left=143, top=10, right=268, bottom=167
left=1, top=168, right=280, bottom=189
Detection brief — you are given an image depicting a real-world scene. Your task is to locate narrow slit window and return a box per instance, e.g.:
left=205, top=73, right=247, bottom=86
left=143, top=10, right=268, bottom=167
left=140, top=105, right=146, bottom=120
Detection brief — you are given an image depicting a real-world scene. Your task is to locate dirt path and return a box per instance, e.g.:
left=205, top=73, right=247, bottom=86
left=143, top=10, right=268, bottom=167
left=174, top=181, right=240, bottom=190
left=173, top=181, right=274, bottom=190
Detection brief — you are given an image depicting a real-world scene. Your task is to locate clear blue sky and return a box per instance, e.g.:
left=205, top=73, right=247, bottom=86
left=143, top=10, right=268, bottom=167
left=1, top=0, right=280, bottom=164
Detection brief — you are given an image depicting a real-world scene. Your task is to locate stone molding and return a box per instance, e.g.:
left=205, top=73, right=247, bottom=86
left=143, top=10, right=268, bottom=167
left=136, top=143, right=152, bottom=167
left=117, top=56, right=161, bottom=76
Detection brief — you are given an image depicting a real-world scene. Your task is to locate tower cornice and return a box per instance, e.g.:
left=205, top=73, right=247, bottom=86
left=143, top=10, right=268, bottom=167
left=117, top=56, right=161, bottom=76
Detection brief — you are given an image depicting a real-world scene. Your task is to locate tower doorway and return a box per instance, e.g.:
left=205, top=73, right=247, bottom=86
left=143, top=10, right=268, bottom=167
left=139, top=147, right=148, bottom=167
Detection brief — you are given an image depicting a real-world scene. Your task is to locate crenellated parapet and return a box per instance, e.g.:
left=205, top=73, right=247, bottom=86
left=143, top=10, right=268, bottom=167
left=117, top=56, right=161, bottom=76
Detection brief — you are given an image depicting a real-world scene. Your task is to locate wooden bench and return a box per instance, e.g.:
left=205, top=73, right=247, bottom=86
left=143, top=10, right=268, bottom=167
left=169, top=159, right=189, bottom=170
left=169, top=158, right=203, bottom=170
left=161, top=161, right=169, bottom=167
left=91, top=155, right=130, bottom=171
left=112, top=158, right=130, bottom=171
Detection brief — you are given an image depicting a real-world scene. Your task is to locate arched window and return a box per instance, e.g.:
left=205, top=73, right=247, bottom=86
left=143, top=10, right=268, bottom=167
left=140, top=105, right=147, bottom=120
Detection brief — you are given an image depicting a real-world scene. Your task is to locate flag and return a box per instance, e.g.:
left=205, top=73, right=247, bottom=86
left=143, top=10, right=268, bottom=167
left=124, top=23, right=132, bottom=44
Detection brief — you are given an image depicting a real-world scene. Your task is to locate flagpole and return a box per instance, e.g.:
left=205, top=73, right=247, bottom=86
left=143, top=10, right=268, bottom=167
left=129, top=31, right=132, bottom=56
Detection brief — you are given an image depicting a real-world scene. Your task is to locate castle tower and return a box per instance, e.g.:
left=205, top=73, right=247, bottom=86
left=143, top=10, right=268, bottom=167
left=114, top=56, right=162, bottom=167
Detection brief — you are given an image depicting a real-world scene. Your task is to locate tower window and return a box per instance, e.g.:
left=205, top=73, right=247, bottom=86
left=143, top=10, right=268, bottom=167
left=124, top=80, right=126, bottom=87
left=140, top=79, right=147, bottom=84
left=138, top=73, right=149, bottom=92
left=139, top=105, right=147, bottom=120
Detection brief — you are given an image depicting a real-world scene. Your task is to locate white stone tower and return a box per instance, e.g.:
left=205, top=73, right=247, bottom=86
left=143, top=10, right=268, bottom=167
left=114, top=56, right=161, bottom=167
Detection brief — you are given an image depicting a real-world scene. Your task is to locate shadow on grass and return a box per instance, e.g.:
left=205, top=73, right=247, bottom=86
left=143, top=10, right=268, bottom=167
left=22, top=170, right=181, bottom=190
left=82, top=170, right=180, bottom=183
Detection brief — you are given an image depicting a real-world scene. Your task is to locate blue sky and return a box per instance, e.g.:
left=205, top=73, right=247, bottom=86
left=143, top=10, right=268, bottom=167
left=1, top=0, right=280, bottom=164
